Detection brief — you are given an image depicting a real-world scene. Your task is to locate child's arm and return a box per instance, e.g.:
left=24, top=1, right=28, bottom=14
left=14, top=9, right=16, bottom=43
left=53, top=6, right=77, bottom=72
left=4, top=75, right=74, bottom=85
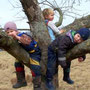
left=48, top=21, right=62, bottom=34
left=8, top=31, right=31, bottom=45
left=15, top=34, right=31, bottom=45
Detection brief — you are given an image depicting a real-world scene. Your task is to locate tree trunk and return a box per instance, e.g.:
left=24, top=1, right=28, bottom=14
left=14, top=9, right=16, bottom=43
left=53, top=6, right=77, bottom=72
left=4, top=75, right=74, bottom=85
left=20, top=0, right=51, bottom=75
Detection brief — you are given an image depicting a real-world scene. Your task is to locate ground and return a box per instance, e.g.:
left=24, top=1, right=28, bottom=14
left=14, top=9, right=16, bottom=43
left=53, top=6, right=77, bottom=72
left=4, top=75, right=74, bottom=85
left=0, top=51, right=90, bottom=90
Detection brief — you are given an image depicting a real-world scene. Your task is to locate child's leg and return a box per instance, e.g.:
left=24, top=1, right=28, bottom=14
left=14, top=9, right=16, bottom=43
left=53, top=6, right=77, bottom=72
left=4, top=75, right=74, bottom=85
left=13, top=60, right=27, bottom=88
left=46, top=46, right=57, bottom=90
left=63, top=61, right=74, bottom=84
left=46, top=46, right=57, bottom=80
left=29, top=53, right=41, bottom=90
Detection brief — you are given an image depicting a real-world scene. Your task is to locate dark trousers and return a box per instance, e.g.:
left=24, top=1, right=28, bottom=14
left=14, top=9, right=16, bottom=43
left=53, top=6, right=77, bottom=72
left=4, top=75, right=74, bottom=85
left=46, top=46, right=71, bottom=81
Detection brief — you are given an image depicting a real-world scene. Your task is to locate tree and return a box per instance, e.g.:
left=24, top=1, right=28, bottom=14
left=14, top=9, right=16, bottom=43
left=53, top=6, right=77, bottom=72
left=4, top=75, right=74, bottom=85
left=19, top=0, right=90, bottom=74
left=0, top=0, right=90, bottom=89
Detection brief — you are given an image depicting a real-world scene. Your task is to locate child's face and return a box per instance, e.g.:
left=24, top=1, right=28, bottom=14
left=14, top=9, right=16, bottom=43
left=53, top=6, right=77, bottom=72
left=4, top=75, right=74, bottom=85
left=6, top=29, right=18, bottom=38
left=74, top=33, right=83, bottom=43
left=45, top=12, right=54, bottom=20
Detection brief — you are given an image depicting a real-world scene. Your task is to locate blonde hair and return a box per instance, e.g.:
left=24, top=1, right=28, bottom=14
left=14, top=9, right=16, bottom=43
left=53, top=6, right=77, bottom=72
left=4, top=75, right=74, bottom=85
left=42, top=8, right=54, bottom=19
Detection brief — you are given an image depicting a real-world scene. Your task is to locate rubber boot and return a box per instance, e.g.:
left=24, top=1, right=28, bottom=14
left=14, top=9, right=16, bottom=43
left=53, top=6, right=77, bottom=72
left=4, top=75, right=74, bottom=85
left=46, top=78, right=55, bottom=90
left=63, top=71, right=74, bottom=84
left=33, top=76, right=42, bottom=90
left=63, top=61, right=74, bottom=84
left=13, top=71, right=27, bottom=88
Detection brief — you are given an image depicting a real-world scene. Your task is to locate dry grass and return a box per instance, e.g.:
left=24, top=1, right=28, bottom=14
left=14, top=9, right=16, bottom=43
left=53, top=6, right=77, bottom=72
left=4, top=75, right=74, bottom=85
left=58, top=54, right=90, bottom=90
left=0, top=51, right=90, bottom=90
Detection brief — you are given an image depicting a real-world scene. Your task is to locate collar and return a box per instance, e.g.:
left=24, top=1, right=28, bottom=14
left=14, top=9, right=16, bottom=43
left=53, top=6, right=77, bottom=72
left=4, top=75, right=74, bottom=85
left=66, top=30, right=76, bottom=43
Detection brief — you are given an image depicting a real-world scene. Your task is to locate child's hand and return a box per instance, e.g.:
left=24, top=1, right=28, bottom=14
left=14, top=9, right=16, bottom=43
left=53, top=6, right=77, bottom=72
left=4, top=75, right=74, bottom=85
left=60, top=29, right=65, bottom=34
left=78, top=57, right=84, bottom=62
left=18, top=34, right=31, bottom=45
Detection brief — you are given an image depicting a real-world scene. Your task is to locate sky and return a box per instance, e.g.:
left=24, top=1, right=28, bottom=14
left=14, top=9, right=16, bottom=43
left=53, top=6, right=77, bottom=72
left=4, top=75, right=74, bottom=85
left=0, top=0, right=90, bottom=29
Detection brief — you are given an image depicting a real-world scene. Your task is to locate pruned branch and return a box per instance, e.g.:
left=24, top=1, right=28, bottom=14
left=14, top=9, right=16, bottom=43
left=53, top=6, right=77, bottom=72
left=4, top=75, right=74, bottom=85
left=54, top=8, right=63, bottom=27
left=0, top=31, right=30, bottom=67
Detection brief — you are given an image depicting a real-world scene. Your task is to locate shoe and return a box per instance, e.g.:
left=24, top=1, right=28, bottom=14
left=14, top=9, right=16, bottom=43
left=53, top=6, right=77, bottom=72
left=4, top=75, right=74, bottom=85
left=46, top=80, right=55, bottom=90
left=63, top=78, right=74, bottom=84
left=13, top=71, right=27, bottom=88
left=13, top=81, right=27, bottom=88
left=33, top=76, right=42, bottom=90
left=34, top=86, right=42, bottom=90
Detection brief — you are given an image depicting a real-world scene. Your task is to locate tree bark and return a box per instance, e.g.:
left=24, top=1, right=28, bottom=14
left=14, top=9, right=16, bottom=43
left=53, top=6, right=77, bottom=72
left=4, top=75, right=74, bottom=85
left=20, top=0, right=51, bottom=75
left=62, top=15, right=90, bottom=31
left=0, top=31, right=30, bottom=67
left=66, top=39, right=90, bottom=60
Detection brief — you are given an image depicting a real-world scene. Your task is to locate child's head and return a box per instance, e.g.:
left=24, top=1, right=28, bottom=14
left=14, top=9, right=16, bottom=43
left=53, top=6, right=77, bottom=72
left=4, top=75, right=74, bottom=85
left=4, top=21, right=18, bottom=36
left=42, top=8, right=54, bottom=20
left=74, top=28, right=90, bottom=43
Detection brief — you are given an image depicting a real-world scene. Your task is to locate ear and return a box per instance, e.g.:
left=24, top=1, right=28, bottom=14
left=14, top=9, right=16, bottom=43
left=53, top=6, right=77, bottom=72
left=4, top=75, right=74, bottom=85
left=45, top=15, right=48, bottom=19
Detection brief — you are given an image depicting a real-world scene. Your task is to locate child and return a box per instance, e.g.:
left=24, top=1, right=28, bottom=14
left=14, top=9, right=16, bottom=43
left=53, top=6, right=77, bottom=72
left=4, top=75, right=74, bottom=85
left=42, top=8, right=64, bottom=42
left=4, top=21, right=41, bottom=90
left=45, top=28, right=90, bottom=90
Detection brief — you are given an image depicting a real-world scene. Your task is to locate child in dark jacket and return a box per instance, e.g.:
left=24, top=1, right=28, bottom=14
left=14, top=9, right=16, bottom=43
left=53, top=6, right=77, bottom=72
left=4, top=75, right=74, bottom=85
left=46, top=28, right=90, bottom=90
left=4, top=21, right=41, bottom=90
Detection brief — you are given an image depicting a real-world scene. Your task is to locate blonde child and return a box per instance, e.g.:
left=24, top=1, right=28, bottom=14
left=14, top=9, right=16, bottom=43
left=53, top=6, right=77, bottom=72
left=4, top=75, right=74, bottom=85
left=42, top=8, right=64, bottom=42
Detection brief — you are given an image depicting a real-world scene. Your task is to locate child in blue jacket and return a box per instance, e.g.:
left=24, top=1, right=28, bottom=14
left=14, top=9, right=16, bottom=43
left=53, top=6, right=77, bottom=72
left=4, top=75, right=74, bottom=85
left=4, top=21, right=41, bottom=90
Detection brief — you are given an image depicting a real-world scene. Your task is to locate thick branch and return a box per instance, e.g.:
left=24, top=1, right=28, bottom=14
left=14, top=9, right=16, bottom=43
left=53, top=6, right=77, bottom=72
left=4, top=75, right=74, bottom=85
left=0, top=31, right=30, bottom=67
left=0, top=27, right=90, bottom=72
left=66, top=39, right=90, bottom=60
left=62, top=15, right=90, bottom=31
